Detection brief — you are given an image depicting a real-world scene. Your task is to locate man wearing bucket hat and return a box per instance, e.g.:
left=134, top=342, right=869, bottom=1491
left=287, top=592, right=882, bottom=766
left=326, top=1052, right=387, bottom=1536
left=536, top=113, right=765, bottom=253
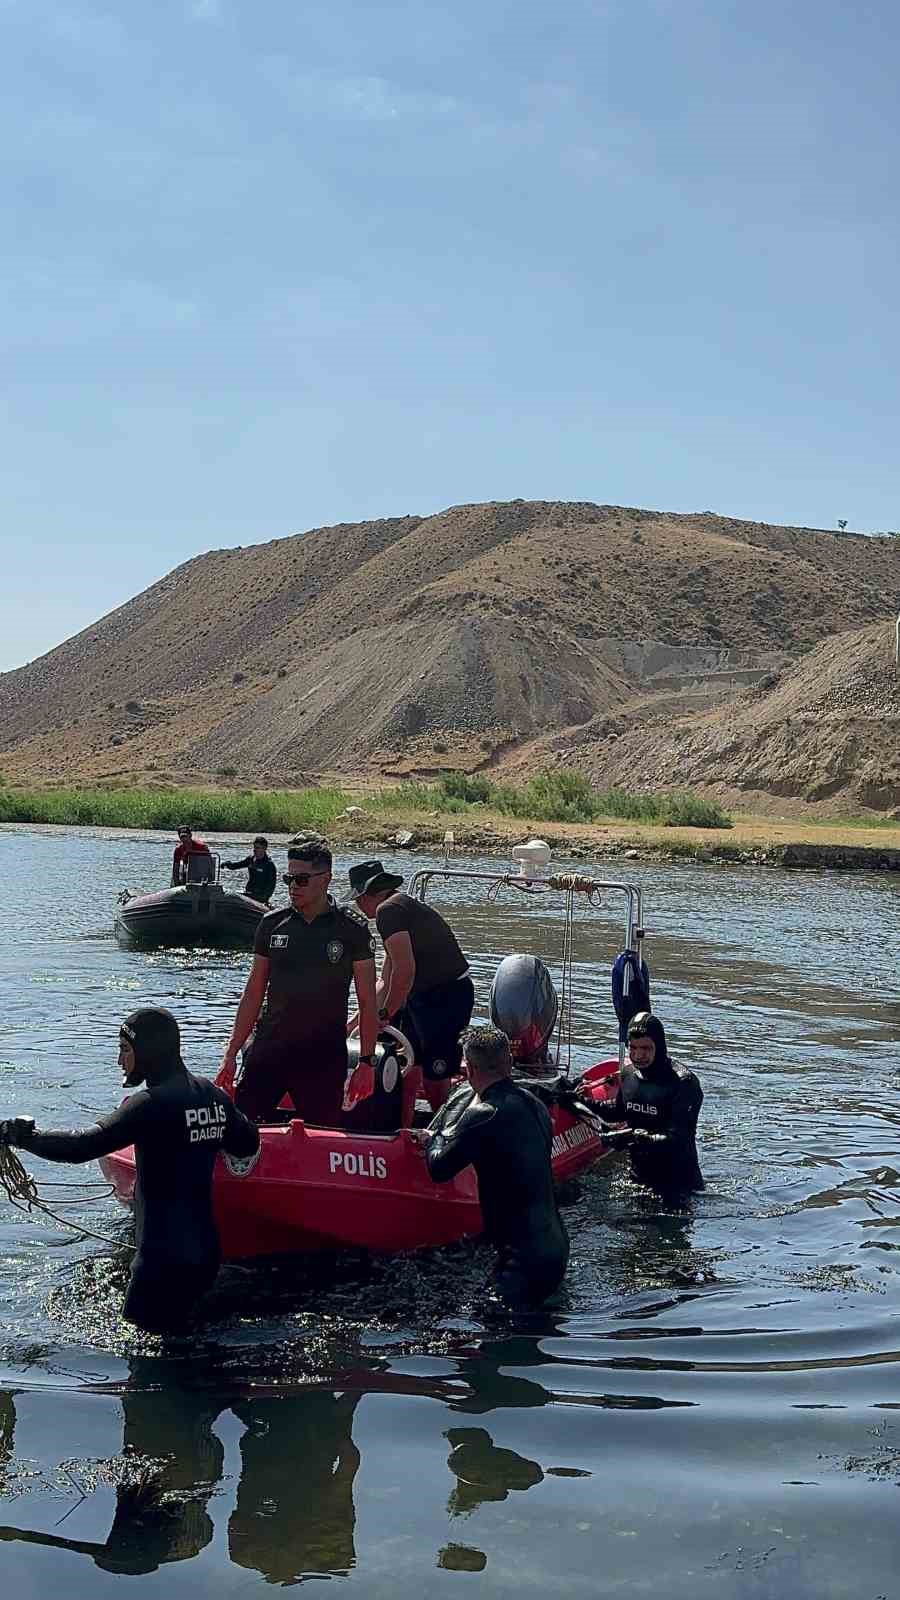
left=346, top=859, right=474, bottom=1110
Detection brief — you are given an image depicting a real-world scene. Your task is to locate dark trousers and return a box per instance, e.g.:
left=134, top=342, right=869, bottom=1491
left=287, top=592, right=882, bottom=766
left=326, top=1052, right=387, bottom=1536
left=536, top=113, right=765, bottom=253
left=234, top=1036, right=348, bottom=1126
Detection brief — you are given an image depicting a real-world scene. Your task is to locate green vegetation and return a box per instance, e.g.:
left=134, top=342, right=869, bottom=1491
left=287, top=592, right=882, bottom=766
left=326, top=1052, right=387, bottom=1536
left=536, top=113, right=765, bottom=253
left=0, top=772, right=733, bottom=831
left=371, top=771, right=733, bottom=828
left=0, top=785, right=350, bottom=832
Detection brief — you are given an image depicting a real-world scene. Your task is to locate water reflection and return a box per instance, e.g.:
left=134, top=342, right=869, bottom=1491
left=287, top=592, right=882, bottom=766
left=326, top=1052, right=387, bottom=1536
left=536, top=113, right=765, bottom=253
left=229, top=1391, right=360, bottom=1583
left=445, top=1425, right=543, bottom=1515
left=0, top=1372, right=363, bottom=1583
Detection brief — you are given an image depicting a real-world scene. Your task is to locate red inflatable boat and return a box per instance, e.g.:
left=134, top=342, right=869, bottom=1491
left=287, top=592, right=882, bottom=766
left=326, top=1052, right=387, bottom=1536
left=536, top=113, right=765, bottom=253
left=102, top=863, right=645, bottom=1260
left=100, top=1060, right=620, bottom=1259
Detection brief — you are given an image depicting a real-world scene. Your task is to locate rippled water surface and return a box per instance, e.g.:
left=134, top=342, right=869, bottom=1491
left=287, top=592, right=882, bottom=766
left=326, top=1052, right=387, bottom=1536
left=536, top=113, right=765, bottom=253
left=1, top=827, right=899, bottom=1597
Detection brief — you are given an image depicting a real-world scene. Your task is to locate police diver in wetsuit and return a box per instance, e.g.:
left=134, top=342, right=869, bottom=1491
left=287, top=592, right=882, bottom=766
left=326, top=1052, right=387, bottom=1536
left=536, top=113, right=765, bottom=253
left=0, top=1008, right=259, bottom=1333
left=594, top=1012, right=704, bottom=1195
left=414, top=1025, right=569, bottom=1308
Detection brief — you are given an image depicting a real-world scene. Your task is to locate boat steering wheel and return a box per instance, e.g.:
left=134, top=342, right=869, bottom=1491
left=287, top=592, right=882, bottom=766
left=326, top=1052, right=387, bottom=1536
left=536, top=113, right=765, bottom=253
left=378, top=1024, right=416, bottom=1073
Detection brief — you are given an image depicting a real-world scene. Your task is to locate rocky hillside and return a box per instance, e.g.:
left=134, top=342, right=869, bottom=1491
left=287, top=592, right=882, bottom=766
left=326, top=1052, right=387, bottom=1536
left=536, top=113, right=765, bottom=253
left=545, top=620, right=899, bottom=815
left=1, top=501, right=898, bottom=808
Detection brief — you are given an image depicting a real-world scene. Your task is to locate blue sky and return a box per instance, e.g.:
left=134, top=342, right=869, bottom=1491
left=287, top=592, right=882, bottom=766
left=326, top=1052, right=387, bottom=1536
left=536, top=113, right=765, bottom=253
left=2, top=0, right=899, bottom=671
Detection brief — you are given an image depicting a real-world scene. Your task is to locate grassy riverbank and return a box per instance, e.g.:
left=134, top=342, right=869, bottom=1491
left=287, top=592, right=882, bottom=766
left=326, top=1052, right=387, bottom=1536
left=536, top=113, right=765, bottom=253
left=1, top=777, right=899, bottom=870
left=0, top=774, right=732, bottom=831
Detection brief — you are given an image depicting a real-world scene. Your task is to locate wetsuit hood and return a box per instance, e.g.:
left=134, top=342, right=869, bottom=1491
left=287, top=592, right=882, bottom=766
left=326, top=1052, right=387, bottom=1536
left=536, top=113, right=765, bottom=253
left=626, top=1011, right=672, bottom=1078
left=120, top=1007, right=183, bottom=1086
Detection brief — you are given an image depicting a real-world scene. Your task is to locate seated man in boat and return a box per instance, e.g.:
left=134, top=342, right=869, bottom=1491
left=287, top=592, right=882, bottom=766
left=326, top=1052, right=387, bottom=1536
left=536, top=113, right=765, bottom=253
left=223, top=836, right=277, bottom=905
left=0, top=1007, right=259, bottom=1334
left=414, top=1025, right=569, bottom=1308
left=593, top=1012, right=704, bottom=1195
left=220, top=836, right=379, bottom=1126
left=171, top=825, right=214, bottom=886
left=347, top=859, right=474, bottom=1111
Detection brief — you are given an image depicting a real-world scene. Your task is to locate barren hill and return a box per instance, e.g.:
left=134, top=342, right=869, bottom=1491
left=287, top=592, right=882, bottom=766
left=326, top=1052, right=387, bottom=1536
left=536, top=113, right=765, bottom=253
left=549, top=620, right=900, bottom=816
left=1, top=500, right=899, bottom=809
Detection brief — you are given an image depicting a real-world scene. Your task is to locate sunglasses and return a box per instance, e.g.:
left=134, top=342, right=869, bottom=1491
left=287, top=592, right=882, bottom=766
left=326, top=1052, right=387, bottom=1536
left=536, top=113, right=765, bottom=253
left=282, top=870, right=327, bottom=887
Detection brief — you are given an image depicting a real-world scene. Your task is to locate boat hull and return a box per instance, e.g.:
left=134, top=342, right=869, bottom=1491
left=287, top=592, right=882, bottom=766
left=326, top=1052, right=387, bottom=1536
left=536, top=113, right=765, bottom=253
left=99, top=1062, right=621, bottom=1259
left=114, top=885, right=265, bottom=948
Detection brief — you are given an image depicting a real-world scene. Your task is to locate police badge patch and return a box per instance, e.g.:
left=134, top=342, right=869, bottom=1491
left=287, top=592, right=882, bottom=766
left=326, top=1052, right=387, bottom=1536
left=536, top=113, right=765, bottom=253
left=223, top=1146, right=262, bottom=1178
left=326, top=940, right=344, bottom=963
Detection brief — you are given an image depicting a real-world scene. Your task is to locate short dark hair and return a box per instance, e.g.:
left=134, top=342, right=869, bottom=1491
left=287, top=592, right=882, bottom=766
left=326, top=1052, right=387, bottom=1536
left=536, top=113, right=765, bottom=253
left=287, top=834, right=332, bottom=871
left=253, top=836, right=268, bottom=848
left=461, top=1024, right=513, bottom=1077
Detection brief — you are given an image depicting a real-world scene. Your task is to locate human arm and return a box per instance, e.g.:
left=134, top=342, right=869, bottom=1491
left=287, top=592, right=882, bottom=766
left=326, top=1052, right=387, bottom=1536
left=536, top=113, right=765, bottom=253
left=1, top=1096, right=151, bottom=1164
left=261, top=859, right=277, bottom=901
left=223, top=857, right=252, bottom=871
left=630, top=1076, right=702, bottom=1146
left=219, top=955, right=269, bottom=1085
left=590, top=1080, right=626, bottom=1123
left=171, top=845, right=182, bottom=886
left=379, top=931, right=415, bottom=1017
left=422, top=1089, right=494, bottom=1184
left=352, top=958, right=378, bottom=1058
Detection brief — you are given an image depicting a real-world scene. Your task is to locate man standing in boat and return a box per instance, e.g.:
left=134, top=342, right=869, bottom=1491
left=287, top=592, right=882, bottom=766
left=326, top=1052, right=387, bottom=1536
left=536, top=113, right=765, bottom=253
left=219, top=836, right=379, bottom=1125
left=414, top=1024, right=569, bottom=1308
left=593, top=1012, right=704, bottom=1194
left=171, top=825, right=214, bottom=886
left=347, top=859, right=474, bottom=1111
left=223, top=836, right=277, bottom=906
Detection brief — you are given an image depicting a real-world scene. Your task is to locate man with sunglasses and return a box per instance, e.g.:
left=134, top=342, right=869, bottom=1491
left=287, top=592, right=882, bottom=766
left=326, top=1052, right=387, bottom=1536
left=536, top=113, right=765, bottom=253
left=219, top=837, right=378, bottom=1126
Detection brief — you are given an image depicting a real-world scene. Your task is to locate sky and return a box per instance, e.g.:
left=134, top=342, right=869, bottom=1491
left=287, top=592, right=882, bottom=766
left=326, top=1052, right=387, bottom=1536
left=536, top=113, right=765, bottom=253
left=2, top=0, right=899, bottom=671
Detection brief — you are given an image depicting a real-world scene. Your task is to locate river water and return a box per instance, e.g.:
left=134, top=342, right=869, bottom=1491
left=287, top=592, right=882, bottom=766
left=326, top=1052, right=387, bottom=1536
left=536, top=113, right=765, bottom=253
left=0, top=827, right=898, bottom=1597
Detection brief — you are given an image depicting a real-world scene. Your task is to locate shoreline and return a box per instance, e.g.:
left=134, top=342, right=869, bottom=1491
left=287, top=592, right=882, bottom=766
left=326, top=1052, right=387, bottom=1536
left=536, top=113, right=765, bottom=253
left=328, top=810, right=900, bottom=872
left=6, top=809, right=898, bottom=872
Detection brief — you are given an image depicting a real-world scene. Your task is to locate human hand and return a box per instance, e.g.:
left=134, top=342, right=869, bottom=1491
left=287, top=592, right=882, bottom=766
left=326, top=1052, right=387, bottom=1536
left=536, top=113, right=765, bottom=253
left=216, top=1050, right=239, bottom=1092
left=600, top=1126, right=633, bottom=1149
left=342, top=1060, right=375, bottom=1112
left=0, top=1117, right=36, bottom=1147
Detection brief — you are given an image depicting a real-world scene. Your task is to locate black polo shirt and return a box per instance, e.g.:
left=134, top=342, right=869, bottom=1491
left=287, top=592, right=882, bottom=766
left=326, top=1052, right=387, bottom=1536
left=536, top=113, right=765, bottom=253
left=254, top=898, right=375, bottom=1047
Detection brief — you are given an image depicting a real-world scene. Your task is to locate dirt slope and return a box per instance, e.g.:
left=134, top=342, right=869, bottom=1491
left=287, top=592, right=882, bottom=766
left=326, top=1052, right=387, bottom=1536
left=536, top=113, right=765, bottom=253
left=554, top=621, right=900, bottom=815
left=1, top=501, right=899, bottom=806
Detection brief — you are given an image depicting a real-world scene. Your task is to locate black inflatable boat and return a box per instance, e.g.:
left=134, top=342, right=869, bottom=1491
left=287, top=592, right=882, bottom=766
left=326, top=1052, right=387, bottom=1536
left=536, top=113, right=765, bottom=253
left=115, top=852, right=267, bottom=948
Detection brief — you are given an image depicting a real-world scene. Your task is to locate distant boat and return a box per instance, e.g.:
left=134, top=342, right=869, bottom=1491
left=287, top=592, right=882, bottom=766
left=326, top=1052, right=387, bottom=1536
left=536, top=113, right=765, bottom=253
left=115, top=851, right=266, bottom=948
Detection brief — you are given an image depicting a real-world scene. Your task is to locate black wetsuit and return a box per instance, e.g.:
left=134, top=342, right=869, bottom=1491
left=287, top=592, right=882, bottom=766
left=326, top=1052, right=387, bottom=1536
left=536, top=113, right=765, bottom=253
left=19, top=1069, right=259, bottom=1332
left=225, top=855, right=277, bottom=905
left=425, top=1078, right=569, bottom=1306
left=596, top=1062, right=704, bottom=1194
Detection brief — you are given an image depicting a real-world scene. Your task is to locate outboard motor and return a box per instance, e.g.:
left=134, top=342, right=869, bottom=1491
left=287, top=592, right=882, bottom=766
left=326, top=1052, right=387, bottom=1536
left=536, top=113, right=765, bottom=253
left=490, top=954, right=559, bottom=1066
left=342, top=1036, right=405, bottom=1134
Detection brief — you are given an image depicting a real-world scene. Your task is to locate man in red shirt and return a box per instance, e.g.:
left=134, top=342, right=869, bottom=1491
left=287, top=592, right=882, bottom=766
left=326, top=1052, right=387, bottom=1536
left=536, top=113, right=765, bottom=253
left=171, top=825, right=214, bottom=886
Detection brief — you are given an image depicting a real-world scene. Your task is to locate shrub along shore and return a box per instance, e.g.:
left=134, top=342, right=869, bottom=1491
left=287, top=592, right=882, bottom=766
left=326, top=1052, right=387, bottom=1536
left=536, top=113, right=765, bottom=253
left=1, top=775, right=899, bottom=872
left=0, top=773, right=731, bottom=832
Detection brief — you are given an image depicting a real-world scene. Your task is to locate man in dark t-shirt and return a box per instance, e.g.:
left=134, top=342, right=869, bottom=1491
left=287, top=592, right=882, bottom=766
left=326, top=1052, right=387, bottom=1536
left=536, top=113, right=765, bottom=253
left=223, top=837, right=277, bottom=905
left=0, top=1008, right=259, bottom=1333
left=220, top=837, right=378, bottom=1125
left=347, top=859, right=474, bottom=1110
